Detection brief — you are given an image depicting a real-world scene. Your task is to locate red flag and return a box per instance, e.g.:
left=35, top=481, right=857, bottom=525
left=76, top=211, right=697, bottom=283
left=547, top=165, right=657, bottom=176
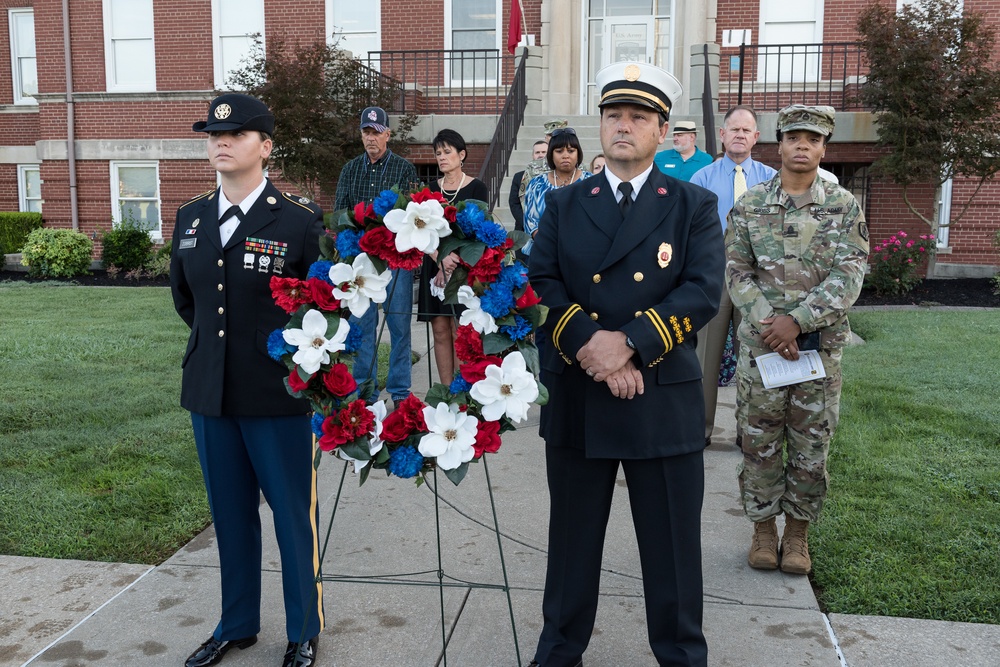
left=507, top=0, right=523, bottom=54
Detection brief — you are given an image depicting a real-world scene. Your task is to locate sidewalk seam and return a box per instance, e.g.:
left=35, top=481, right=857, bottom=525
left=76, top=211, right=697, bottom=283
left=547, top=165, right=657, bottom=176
left=19, top=564, right=156, bottom=667
left=822, top=612, right=850, bottom=667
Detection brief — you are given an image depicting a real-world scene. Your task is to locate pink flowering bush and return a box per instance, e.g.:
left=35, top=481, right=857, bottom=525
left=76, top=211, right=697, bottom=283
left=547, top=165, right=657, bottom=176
left=865, top=230, right=936, bottom=295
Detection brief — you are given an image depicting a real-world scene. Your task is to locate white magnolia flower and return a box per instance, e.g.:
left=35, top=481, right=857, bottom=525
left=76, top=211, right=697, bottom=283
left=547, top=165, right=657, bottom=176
left=418, top=402, right=478, bottom=471
left=329, top=253, right=392, bottom=318
left=338, top=400, right=386, bottom=473
left=282, top=309, right=350, bottom=374
left=383, top=198, right=452, bottom=253
left=457, top=285, right=498, bottom=334
left=469, top=352, right=539, bottom=423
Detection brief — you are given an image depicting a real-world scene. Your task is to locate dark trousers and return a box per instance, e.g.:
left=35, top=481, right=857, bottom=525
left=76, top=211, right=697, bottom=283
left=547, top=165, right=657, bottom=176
left=534, top=445, right=707, bottom=667
left=191, top=413, right=324, bottom=643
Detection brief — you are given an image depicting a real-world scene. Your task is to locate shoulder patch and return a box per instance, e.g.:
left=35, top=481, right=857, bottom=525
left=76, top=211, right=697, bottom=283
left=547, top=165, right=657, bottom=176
left=282, top=192, right=320, bottom=212
left=178, top=190, right=215, bottom=209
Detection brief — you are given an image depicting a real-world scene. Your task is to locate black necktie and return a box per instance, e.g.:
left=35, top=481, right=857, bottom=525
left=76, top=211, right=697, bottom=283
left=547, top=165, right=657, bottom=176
left=219, top=205, right=244, bottom=225
left=618, top=182, right=633, bottom=219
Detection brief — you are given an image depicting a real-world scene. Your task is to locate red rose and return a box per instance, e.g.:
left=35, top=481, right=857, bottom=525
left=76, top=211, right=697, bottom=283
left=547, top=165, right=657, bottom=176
left=444, top=205, right=457, bottom=223
left=322, top=362, right=356, bottom=397
left=411, top=188, right=446, bottom=205
left=288, top=366, right=313, bottom=393
left=318, top=415, right=345, bottom=451
left=271, top=276, right=313, bottom=314
left=306, top=277, right=341, bottom=311
left=467, top=247, right=504, bottom=285
left=455, top=324, right=485, bottom=363
left=516, top=283, right=541, bottom=309
left=358, top=227, right=424, bottom=271
left=394, top=394, right=429, bottom=432
left=380, top=411, right=412, bottom=443
left=460, top=355, right=502, bottom=384
left=472, top=420, right=502, bottom=457
left=353, top=201, right=374, bottom=226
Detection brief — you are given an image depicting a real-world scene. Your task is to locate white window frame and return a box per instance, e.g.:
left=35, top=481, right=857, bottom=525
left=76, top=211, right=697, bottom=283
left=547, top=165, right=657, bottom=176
left=8, top=8, right=37, bottom=105
left=102, top=0, right=157, bottom=92
left=212, top=0, right=265, bottom=89
left=17, top=164, right=41, bottom=213
left=758, top=0, right=825, bottom=83
left=326, top=0, right=381, bottom=59
left=444, top=0, right=502, bottom=84
left=110, top=161, right=162, bottom=240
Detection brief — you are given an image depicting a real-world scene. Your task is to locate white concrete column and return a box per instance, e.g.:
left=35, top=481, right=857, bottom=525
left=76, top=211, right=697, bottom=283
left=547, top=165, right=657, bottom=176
left=540, top=0, right=580, bottom=115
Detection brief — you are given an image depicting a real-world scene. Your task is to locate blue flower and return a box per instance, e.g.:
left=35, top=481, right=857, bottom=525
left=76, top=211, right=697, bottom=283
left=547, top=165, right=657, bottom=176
left=307, top=260, right=335, bottom=284
left=475, top=219, right=508, bottom=248
left=388, top=445, right=425, bottom=478
left=498, top=263, right=527, bottom=291
left=311, top=412, right=326, bottom=439
left=336, top=229, right=363, bottom=258
left=267, top=328, right=292, bottom=361
left=344, top=323, right=364, bottom=353
left=479, top=285, right=516, bottom=318
left=449, top=376, right=472, bottom=394
left=456, top=202, right=486, bottom=236
left=500, top=315, right=533, bottom=342
left=373, top=190, right=398, bottom=217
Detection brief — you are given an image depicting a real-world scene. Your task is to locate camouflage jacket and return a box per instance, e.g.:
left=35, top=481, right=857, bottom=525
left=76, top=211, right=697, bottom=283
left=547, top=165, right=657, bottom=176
left=724, top=173, right=869, bottom=351
left=518, top=157, right=553, bottom=208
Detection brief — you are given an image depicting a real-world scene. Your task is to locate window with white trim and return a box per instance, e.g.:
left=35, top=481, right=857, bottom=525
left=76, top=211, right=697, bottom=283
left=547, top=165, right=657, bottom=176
left=213, top=0, right=264, bottom=88
left=9, top=8, right=37, bottom=104
left=111, top=162, right=161, bottom=238
left=447, top=0, right=500, bottom=82
left=103, top=0, right=156, bottom=91
left=327, top=0, right=380, bottom=58
left=17, top=165, right=41, bottom=213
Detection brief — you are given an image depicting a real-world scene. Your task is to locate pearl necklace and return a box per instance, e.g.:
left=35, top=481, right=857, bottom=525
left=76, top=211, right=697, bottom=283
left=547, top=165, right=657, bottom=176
left=554, top=169, right=578, bottom=188
left=440, top=173, right=466, bottom=204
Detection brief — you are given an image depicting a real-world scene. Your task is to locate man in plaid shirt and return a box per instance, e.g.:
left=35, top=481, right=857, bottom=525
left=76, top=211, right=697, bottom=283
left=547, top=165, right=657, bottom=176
left=335, top=106, right=418, bottom=407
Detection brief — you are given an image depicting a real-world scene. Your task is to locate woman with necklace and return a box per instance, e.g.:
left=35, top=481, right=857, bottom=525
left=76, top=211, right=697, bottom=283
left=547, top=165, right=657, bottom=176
left=523, top=127, right=590, bottom=257
left=419, top=129, right=489, bottom=385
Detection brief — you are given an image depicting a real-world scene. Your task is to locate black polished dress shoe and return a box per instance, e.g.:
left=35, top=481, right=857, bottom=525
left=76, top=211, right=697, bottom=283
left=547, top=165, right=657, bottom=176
left=184, top=635, right=257, bottom=667
left=281, top=637, right=318, bottom=667
left=526, top=660, right=582, bottom=667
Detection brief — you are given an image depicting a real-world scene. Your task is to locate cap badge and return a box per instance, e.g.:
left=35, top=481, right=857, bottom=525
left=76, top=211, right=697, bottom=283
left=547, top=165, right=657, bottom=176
left=368, top=110, right=378, bottom=121
left=624, top=64, right=641, bottom=82
left=591, top=186, right=600, bottom=195
left=657, top=242, right=673, bottom=269
left=214, top=103, right=232, bottom=120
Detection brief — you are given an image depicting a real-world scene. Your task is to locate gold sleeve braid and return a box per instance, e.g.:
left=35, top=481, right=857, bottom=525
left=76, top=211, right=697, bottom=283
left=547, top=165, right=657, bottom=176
left=551, top=304, right=583, bottom=365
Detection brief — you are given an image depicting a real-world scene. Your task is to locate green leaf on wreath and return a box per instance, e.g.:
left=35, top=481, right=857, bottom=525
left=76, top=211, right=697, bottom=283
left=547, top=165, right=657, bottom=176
left=483, top=332, right=513, bottom=356
left=437, top=235, right=465, bottom=261
left=339, top=438, right=370, bottom=462
left=313, top=447, right=324, bottom=469
left=367, top=253, right=388, bottom=274
left=509, top=230, right=530, bottom=252
left=517, top=342, right=540, bottom=375
left=535, top=379, right=549, bottom=406
left=424, top=383, right=453, bottom=408
left=373, top=447, right=390, bottom=465
left=357, top=379, right=375, bottom=403
left=444, top=265, right=470, bottom=303
left=359, top=463, right=371, bottom=486
left=443, top=462, right=469, bottom=486
left=458, top=240, right=487, bottom=267
left=284, top=376, right=304, bottom=399
left=520, top=304, right=546, bottom=329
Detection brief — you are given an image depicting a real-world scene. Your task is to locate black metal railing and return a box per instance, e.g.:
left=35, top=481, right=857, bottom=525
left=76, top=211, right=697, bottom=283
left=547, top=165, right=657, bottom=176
left=722, top=42, right=868, bottom=112
left=477, top=52, right=528, bottom=211
left=364, top=49, right=516, bottom=115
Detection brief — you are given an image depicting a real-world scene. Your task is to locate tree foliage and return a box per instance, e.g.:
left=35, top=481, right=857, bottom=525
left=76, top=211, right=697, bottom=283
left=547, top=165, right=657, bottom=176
left=857, top=0, right=1000, bottom=227
left=226, top=35, right=417, bottom=202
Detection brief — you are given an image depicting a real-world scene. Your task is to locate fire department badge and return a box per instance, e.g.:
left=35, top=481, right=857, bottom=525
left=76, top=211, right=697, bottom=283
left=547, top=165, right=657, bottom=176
left=657, top=242, right=672, bottom=268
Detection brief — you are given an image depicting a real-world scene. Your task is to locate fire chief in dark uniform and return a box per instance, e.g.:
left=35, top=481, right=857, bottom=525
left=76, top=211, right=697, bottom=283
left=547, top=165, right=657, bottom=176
left=527, top=63, right=723, bottom=667
left=170, top=94, right=324, bottom=667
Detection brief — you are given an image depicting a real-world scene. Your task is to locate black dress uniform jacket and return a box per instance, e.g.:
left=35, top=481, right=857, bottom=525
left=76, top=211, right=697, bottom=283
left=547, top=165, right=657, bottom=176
left=170, top=180, right=324, bottom=417
left=530, top=167, right=724, bottom=458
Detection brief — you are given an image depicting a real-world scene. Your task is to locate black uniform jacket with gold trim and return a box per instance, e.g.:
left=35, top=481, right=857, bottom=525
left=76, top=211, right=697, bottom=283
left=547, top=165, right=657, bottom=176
left=529, top=167, right=723, bottom=458
left=170, top=180, right=324, bottom=417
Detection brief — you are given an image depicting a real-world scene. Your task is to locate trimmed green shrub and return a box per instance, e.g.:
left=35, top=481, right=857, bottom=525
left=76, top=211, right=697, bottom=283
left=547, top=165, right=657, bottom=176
left=101, top=216, right=154, bottom=272
left=20, top=227, right=94, bottom=278
left=0, top=212, right=43, bottom=256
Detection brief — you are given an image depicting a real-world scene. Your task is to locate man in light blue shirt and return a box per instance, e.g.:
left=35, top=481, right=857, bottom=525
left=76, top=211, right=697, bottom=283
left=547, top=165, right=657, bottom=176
left=653, top=120, right=714, bottom=181
left=689, top=105, right=776, bottom=449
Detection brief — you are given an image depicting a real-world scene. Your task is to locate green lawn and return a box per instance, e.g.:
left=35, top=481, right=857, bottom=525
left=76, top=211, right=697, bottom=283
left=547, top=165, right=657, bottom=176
left=813, top=309, right=1000, bottom=624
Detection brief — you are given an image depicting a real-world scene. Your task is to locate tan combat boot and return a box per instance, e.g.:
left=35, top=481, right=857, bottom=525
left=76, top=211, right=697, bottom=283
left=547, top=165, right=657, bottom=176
left=748, top=517, right=779, bottom=570
left=780, top=514, right=812, bottom=574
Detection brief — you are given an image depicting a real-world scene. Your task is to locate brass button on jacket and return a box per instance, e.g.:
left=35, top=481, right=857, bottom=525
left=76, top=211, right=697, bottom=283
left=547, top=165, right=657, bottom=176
left=590, top=312, right=599, bottom=321
left=593, top=274, right=602, bottom=284
left=634, top=272, right=644, bottom=282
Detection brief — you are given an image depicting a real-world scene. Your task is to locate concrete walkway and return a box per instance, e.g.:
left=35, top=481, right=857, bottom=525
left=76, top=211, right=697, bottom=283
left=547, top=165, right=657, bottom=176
left=3, top=316, right=999, bottom=667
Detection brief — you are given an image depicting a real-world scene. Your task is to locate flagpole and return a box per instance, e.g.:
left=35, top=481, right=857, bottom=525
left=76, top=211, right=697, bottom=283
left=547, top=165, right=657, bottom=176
left=518, top=0, right=527, bottom=44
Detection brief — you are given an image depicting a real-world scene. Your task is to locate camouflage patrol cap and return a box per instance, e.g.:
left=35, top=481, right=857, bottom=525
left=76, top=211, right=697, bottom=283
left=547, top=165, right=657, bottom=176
left=544, top=119, right=569, bottom=134
left=777, top=105, right=835, bottom=136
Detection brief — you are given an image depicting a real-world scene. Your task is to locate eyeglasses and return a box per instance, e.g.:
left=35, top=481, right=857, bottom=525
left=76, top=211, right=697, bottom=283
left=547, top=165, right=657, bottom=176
left=549, top=128, right=577, bottom=137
